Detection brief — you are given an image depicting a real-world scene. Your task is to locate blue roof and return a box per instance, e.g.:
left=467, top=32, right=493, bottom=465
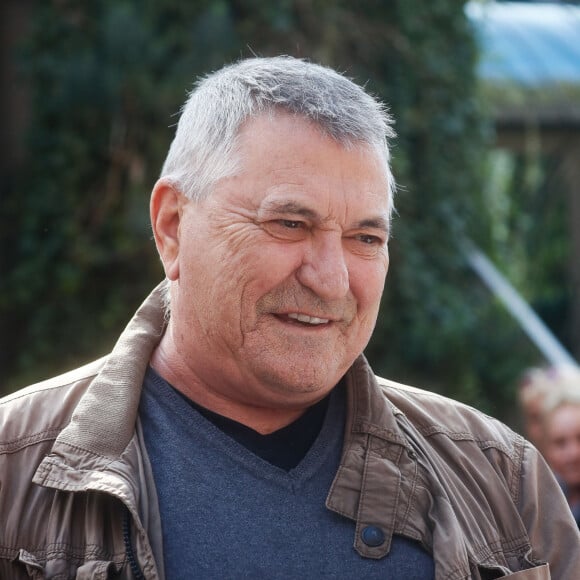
left=466, top=2, right=580, bottom=86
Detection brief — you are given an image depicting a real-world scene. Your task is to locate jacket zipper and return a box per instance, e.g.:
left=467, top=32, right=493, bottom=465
left=123, top=506, right=146, bottom=580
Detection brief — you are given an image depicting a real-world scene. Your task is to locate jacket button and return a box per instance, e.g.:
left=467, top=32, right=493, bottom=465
left=361, top=525, right=385, bottom=547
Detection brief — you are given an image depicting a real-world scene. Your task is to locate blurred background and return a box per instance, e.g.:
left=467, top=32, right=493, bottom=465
left=1, top=0, right=579, bottom=433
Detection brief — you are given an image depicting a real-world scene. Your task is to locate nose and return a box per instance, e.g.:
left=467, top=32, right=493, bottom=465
left=296, top=233, right=350, bottom=301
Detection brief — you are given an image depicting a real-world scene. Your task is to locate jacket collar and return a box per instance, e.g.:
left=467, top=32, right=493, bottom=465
left=326, top=355, right=419, bottom=560
left=343, top=355, right=409, bottom=445
left=34, top=283, right=167, bottom=490
left=49, top=285, right=408, bottom=465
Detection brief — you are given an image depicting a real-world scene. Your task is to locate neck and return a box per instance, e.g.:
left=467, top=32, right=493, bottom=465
left=150, top=337, right=310, bottom=435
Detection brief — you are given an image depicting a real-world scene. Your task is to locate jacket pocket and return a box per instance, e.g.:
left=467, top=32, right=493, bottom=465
left=15, top=549, right=120, bottom=580
left=15, top=549, right=45, bottom=579
left=75, top=560, right=120, bottom=579
left=502, top=564, right=550, bottom=579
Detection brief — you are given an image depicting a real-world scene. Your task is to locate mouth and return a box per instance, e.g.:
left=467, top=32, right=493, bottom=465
left=277, top=312, right=331, bottom=326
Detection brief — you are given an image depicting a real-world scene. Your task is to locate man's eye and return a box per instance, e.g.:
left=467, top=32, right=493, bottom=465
left=262, top=219, right=308, bottom=241
left=357, top=234, right=381, bottom=245
left=279, top=220, right=303, bottom=229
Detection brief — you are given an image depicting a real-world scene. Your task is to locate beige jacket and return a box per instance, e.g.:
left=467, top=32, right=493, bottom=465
left=1, top=284, right=578, bottom=579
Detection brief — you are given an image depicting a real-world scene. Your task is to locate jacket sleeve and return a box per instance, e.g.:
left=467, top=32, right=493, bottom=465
left=517, top=441, right=580, bottom=578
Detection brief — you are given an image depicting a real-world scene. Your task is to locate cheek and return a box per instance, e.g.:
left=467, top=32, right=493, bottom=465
left=241, top=243, right=304, bottom=288
left=546, top=450, right=565, bottom=474
left=549, top=442, right=576, bottom=465
left=350, top=262, right=387, bottom=312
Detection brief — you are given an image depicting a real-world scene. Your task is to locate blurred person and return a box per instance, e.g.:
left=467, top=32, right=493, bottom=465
left=519, top=366, right=580, bottom=454
left=542, top=373, right=580, bottom=529
left=1, top=56, right=579, bottom=579
left=518, top=367, right=558, bottom=452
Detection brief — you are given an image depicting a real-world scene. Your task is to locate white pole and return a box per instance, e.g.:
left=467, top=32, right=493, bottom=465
left=465, top=242, right=578, bottom=368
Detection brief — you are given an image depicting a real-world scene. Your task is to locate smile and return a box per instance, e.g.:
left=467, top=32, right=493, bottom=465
left=286, top=313, right=330, bottom=325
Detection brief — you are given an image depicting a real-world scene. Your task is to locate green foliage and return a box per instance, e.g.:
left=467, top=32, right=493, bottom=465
left=483, top=144, right=574, bottom=349
left=1, top=0, right=545, bottom=424
left=1, top=0, right=240, bottom=390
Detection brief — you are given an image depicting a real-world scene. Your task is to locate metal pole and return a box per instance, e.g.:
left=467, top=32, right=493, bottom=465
left=464, top=241, right=578, bottom=368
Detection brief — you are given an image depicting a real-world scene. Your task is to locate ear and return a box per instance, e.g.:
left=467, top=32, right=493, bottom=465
left=150, top=179, right=183, bottom=281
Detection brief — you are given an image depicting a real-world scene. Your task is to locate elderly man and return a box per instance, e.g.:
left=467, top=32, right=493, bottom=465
left=1, top=56, right=578, bottom=579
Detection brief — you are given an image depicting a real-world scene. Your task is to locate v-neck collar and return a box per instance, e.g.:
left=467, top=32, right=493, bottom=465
left=141, top=368, right=347, bottom=492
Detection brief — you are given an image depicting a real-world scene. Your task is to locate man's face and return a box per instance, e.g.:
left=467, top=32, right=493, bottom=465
left=168, top=113, right=391, bottom=409
left=545, top=404, right=580, bottom=488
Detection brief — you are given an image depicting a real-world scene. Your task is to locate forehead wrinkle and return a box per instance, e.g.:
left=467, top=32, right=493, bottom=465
left=260, top=199, right=320, bottom=220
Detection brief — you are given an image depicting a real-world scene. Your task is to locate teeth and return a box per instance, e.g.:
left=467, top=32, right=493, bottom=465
left=287, top=313, right=329, bottom=325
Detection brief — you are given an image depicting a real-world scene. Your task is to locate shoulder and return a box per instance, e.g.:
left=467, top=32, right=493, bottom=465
left=0, top=358, right=107, bottom=450
left=375, top=375, right=524, bottom=456
left=372, top=375, right=534, bottom=512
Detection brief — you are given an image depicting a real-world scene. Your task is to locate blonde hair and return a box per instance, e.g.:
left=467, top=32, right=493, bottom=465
left=519, top=366, right=580, bottom=407
left=541, top=368, right=580, bottom=417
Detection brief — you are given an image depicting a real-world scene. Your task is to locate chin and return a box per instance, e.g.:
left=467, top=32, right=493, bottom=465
left=256, top=367, right=339, bottom=399
left=278, top=376, right=333, bottom=395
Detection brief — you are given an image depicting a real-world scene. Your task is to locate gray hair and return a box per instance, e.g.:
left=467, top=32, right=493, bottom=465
left=160, top=56, right=396, bottom=211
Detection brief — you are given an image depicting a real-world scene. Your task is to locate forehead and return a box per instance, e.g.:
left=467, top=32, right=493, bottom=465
left=228, top=113, right=391, bottom=218
left=547, top=404, right=580, bottom=432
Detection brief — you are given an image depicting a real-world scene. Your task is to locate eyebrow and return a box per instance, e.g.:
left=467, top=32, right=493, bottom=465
left=261, top=199, right=390, bottom=233
left=355, top=217, right=390, bottom=234
left=261, top=200, right=319, bottom=220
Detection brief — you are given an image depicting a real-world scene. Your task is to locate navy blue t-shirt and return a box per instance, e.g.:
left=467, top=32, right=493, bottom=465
left=139, top=368, right=434, bottom=579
